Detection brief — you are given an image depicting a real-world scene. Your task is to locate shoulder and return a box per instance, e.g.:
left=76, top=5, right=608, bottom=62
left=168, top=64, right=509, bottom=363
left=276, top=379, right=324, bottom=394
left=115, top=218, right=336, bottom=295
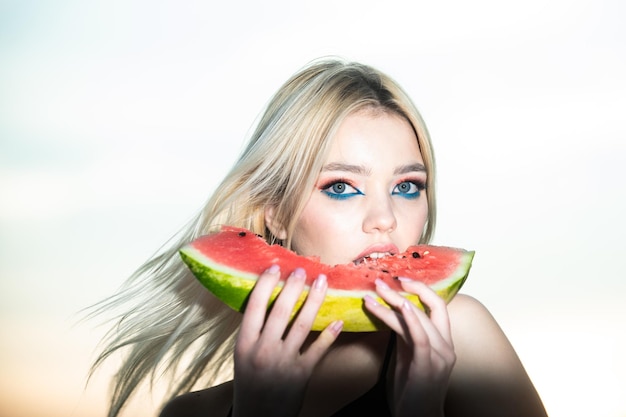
left=159, top=380, right=233, bottom=417
left=447, top=294, right=517, bottom=363
left=447, top=293, right=492, bottom=317
left=445, top=294, right=548, bottom=417
left=447, top=293, right=499, bottom=332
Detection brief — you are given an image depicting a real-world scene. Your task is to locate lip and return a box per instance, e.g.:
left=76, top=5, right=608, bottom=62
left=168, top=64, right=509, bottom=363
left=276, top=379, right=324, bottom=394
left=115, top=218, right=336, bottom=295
left=353, top=243, right=400, bottom=263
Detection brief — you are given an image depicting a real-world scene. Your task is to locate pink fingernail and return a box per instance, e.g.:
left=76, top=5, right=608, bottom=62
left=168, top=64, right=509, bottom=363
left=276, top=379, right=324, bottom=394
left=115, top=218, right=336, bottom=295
left=293, top=267, right=306, bottom=279
left=329, top=320, right=343, bottom=336
left=397, top=276, right=412, bottom=282
left=268, top=264, right=280, bottom=274
left=402, top=299, right=412, bottom=310
left=375, top=278, right=389, bottom=289
left=364, top=294, right=379, bottom=306
left=314, top=274, right=327, bottom=290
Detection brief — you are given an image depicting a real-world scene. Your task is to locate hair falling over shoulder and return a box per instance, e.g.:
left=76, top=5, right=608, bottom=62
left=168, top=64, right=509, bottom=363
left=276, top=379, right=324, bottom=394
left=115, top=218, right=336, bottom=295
left=87, top=57, right=438, bottom=417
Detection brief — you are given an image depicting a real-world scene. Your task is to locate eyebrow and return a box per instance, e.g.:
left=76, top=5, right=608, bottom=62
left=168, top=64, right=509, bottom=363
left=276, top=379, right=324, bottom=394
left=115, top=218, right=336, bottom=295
left=394, top=163, right=427, bottom=175
left=321, top=162, right=426, bottom=176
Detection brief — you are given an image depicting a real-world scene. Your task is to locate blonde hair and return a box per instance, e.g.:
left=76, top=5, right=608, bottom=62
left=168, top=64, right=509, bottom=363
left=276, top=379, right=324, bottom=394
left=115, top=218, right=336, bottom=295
left=88, top=57, right=437, bottom=417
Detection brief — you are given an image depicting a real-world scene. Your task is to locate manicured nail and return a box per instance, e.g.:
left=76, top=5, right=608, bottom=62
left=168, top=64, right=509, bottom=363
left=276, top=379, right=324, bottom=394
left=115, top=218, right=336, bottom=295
left=402, top=299, right=412, bottom=311
left=268, top=264, right=280, bottom=274
left=329, top=320, right=343, bottom=336
left=293, top=267, right=306, bottom=279
left=397, top=276, right=412, bottom=282
left=375, top=278, right=389, bottom=290
left=364, top=294, right=379, bottom=306
left=314, top=273, right=327, bottom=290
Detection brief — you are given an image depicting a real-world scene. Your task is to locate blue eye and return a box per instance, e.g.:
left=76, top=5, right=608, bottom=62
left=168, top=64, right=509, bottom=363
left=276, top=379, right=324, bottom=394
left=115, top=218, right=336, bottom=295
left=321, top=181, right=363, bottom=200
left=392, top=181, right=425, bottom=199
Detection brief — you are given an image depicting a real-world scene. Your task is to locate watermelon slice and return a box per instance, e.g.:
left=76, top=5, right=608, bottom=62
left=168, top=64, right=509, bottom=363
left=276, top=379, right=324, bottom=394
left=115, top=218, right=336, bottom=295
left=180, top=226, right=474, bottom=332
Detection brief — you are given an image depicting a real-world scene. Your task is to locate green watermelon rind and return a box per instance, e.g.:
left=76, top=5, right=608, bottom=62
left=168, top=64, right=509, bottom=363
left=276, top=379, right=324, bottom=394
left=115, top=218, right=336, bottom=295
left=180, top=246, right=474, bottom=332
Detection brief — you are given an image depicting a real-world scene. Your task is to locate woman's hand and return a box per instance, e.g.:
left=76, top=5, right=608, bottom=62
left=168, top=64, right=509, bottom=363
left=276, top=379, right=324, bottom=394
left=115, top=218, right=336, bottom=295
left=232, top=265, right=343, bottom=417
left=364, top=278, right=456, bottom=417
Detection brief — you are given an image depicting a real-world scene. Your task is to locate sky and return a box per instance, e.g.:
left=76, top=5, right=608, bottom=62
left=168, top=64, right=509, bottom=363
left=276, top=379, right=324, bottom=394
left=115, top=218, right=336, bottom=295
left=1, top=0, right=625, bottom=416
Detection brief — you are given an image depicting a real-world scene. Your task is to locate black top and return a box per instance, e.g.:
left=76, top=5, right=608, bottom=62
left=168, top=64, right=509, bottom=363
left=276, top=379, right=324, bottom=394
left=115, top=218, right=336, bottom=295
left=330, top=333, right=395, bottom=416
left=226, top=334, right=395, bottom=417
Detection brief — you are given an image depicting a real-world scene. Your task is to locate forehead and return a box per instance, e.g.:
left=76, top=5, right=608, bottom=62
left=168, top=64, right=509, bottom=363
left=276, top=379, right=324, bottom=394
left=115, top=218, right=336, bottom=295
left=325, top=109, right=423, bottom=166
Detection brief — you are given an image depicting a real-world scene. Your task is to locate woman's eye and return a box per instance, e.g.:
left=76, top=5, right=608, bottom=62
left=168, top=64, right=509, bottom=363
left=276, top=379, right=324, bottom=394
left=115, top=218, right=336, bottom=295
left=321, top=181, right=362, bottom=200
left=392, top=181, right=424, bottom=198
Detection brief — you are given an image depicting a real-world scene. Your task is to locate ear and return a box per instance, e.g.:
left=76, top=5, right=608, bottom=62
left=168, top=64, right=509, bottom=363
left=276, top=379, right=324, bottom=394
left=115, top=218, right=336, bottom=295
left=264, top=206, right=287, bottom=240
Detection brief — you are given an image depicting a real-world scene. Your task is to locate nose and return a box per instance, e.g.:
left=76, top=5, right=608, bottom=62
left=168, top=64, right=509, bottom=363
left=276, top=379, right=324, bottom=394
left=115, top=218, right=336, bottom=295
left=362, top=196, right=397, bottom=234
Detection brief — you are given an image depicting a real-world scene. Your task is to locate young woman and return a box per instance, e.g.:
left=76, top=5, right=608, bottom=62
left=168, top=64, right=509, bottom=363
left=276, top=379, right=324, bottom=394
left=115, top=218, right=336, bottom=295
left=90, top=58, right=547, bottom=417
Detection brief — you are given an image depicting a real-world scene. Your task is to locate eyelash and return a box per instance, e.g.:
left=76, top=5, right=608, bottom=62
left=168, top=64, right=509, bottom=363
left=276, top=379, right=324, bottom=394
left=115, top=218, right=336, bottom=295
left=319, top=178, right=426, bottom=200
left=319, top=178, right=362, bottom=200
left=393, top=179, right=426, bottom=199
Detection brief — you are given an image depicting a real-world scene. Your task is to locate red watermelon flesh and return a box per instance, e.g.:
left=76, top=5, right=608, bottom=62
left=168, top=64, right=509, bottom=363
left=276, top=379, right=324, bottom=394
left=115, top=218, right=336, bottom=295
left=180, top=226, right=474, bottom=332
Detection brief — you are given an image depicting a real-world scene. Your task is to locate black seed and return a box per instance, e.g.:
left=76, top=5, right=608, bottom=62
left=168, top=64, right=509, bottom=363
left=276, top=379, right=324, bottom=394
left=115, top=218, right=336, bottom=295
left=238, top=232, right=246, bottom=237
left=393, top=276, right=399, bottom=280
left=255, top=233, right=263, bottom=238
left=382, top=269, right=389, bottom=273
left=412, top=251, right=421, bottom=258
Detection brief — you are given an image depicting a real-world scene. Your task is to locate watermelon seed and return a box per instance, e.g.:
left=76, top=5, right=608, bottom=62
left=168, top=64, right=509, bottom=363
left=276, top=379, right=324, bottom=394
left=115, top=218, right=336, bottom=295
left=382, top=269, right=389, bottom=273
left=412, top=251, right=421, bottom=258
left=238, top=232, right=246, bottom=237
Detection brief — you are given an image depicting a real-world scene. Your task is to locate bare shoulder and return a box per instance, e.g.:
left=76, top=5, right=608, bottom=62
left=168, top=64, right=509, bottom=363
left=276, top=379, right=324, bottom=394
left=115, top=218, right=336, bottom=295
left=448, top=294, right=502, bottom=336
left=445, top=294, right=548, bottom=417
left=447, top=292, right=495, bottom=318
left=448, top=294, right=523, bottom=372
left=159, top=380, right=233, bottom=417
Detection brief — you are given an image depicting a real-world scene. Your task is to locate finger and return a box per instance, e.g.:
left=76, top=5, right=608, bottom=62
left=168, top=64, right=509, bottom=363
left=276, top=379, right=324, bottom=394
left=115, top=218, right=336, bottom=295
left=363, top=293, right=407, bottom=336
left=284, top=274, right=328, bottom=350
left=398, top=298, right=441, bottom=355
left=400, top=298, right=457, bottom=375
left=239, top=265, right=282, bottom=339
left=394, top=295, right=454, bottom=364
left=262, top=267, right=307, bottom=340
left=399, top=279, right=453, bottom=346
left=371, top=280, right=448, bottom=352
left=363, top=288, right=429, bottom=348
left=373, top=278, right=410, bottom=309
left=301, top=319, right=343, bottom=369
left=397, top=299, right=435, bottom=367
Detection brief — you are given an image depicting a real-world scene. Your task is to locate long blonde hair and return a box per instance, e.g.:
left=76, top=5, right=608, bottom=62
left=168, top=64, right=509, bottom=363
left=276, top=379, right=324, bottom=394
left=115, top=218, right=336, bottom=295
left=88, top=57, right=437, bottom=417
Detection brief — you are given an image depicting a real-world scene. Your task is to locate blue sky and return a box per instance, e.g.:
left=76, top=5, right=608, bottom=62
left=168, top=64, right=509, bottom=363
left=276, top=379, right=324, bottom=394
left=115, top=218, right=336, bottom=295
left=1, top=1, right=625, bottom=416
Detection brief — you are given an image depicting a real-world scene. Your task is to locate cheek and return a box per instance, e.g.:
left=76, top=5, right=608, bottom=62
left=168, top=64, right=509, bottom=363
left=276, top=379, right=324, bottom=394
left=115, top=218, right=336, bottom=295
left=291, top=200, right=353, bottom=257
left=397, top=201, right=429, bottom=242
left=291, top=205, right=326, bottom=254
left=417, top=205, right=429, bottom=240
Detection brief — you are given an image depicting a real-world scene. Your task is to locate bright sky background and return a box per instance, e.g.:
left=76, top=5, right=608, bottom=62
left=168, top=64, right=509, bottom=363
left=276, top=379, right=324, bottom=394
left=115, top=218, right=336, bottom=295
left=1, top=1, right=625, bottom=416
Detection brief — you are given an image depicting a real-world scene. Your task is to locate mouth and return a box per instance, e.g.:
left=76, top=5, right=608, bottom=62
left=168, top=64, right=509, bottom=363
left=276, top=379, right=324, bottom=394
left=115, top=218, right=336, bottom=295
left=352, top=243, right=400, bottom=265
left=353, top=251, right=394, bottom=265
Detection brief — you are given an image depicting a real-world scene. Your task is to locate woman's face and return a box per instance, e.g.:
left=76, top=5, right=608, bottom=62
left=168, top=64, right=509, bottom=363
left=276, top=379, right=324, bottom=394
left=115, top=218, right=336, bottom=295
left=291, top=110, right=429, bottom=266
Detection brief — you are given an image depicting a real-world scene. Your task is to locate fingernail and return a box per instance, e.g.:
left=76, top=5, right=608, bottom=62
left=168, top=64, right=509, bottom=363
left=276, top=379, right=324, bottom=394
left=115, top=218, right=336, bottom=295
left=402, top=299, right=412, bottom=310
left=293, top=267, right=306, bottom=279
left=397, top=276, right=412, bottom=282
left=375, top=278, right=389, bottom=289
left=329, top=320, right=343, bottom=336
left=268, top=264, right=280, bottom=274
left=364, top=294, right=379, bottom=306
left=314, top=273, right=327, bottom=290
